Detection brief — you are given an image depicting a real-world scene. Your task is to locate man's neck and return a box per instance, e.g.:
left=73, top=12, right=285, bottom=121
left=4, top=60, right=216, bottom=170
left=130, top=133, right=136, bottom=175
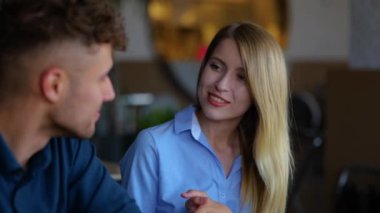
left=2, top=131, right=50, bottom=169
left=0, top=101, right=51, bottom=168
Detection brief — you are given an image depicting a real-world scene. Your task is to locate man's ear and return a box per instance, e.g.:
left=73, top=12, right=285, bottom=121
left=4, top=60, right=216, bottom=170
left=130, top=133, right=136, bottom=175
left=40, top=67, right=67, bottom=103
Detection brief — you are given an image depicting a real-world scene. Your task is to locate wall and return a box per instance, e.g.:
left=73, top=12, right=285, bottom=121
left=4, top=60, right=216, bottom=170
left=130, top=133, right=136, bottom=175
left=286, top=0, right=349, bottom=61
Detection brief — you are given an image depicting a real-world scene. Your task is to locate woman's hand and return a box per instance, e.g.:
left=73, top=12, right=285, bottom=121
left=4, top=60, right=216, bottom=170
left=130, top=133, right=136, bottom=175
left=181, top=190, right=232, bottom=213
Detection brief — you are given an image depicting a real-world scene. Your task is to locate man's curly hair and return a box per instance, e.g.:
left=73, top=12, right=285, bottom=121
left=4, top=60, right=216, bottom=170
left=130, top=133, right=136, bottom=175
left=0, top=0, right=127, bottom=97
left=0, top=0, right=127, bottom=53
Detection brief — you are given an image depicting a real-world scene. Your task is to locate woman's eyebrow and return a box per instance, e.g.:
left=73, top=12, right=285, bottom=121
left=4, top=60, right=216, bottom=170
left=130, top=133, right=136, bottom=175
left=210, top=56, right=244, bottom=71
left=209, top=56, right=226, bottom=66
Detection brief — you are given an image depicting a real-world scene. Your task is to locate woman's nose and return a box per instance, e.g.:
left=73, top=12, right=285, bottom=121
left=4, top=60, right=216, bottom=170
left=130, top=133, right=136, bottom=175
left=215, top=73, right=230, bottom=92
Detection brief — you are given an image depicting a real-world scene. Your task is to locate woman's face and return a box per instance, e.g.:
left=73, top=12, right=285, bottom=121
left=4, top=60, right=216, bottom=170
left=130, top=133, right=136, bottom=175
left=197, top=38, right=252, bottom=123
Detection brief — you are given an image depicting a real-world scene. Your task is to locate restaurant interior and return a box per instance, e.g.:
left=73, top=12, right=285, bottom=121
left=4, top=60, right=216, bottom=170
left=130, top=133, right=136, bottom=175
left=94, top=0, right=380, bottom=212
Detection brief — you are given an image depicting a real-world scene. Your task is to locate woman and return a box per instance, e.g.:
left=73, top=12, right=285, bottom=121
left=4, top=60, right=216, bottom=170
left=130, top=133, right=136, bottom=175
left=120, top=22, right=293, bottom=213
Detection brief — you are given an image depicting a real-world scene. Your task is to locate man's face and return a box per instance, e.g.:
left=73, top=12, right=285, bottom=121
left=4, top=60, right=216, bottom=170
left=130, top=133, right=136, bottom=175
left=53, top=43, right=115, bottom=138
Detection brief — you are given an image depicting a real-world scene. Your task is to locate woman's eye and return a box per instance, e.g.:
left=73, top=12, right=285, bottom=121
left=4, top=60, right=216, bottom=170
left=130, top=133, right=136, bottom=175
left=210, top=63, right=221, bottom=71
left=238, top=73, right=246, bottom=81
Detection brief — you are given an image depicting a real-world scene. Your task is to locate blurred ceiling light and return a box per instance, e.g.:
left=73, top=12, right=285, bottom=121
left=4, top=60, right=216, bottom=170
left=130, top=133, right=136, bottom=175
left=148, top=0, right=288, bottom=60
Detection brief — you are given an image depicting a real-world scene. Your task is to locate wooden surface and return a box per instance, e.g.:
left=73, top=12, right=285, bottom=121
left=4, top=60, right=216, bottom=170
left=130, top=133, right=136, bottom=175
left=102, top=160, right=121, bottom=181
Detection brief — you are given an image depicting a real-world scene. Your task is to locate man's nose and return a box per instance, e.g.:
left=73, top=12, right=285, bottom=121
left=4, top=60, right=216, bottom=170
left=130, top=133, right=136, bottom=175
left=104, top=78, right=116, bottom=102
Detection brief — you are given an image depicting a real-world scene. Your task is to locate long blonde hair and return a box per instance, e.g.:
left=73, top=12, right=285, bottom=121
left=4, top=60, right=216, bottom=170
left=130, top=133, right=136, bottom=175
left=197, top=22, right=293, bottom=213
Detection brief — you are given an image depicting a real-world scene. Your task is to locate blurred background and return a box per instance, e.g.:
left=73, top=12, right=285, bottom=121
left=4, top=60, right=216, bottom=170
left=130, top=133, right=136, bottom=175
left=94, top=0, right=380, bottom=212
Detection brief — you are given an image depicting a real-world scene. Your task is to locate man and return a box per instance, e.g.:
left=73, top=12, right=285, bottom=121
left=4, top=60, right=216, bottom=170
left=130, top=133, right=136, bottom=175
left=0, top=0, right=140, bottom=212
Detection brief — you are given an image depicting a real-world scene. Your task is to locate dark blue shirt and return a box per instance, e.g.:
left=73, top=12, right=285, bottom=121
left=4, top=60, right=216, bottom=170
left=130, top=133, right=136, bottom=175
left=0, top=135, right=140, bottom=213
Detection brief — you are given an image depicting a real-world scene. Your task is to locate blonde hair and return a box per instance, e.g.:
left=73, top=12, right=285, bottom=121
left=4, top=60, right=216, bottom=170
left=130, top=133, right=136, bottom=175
left=197, top=22, right=293, bottom=213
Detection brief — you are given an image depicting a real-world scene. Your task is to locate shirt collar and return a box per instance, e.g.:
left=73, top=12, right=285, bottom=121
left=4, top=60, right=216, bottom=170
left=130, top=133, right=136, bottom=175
left=0, top=134, right=52, bottom=175
left=28, top=140, right=52, bottom=173
left=174, top=105, right=195, bottom=133
left=174, top=105, right=202, bottom=140
left=0, top=134, right=22, bottom=174
left=173, top=106, right=242, bottom=175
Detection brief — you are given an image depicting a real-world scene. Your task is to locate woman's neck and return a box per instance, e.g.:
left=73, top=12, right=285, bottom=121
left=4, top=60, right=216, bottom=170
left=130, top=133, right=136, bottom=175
left=196, top=110, right=241, bottom=176
left=196, top=110, right=240, bottom=147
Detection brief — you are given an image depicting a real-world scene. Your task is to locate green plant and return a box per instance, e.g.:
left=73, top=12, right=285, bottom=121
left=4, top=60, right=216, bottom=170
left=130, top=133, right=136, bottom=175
left=137, top=108, right=176, bottom=130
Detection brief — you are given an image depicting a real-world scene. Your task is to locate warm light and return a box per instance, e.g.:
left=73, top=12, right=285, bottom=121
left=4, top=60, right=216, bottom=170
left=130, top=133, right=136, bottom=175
left=148, top=0, right=288, bottom=60
left=148, top=1, right=172, bottom=22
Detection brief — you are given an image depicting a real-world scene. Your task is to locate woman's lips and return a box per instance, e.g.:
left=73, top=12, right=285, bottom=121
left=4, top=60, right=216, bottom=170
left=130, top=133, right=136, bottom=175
left=207, top=93, right=230, bottom=107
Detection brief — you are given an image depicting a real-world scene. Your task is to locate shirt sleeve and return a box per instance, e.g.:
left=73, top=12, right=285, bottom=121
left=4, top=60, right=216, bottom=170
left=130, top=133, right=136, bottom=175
left=120, top=130, right=159, bottom=213
left=67, top=140, right=141, bottom=213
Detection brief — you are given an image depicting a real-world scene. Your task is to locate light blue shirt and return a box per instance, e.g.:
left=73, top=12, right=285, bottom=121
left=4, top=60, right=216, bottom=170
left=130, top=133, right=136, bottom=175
left=120, top=105, right=250, bottom=213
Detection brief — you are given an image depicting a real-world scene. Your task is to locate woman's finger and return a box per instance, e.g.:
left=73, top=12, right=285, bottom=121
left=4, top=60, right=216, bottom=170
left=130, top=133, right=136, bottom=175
left=181, top=189, right=208, bottom=199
